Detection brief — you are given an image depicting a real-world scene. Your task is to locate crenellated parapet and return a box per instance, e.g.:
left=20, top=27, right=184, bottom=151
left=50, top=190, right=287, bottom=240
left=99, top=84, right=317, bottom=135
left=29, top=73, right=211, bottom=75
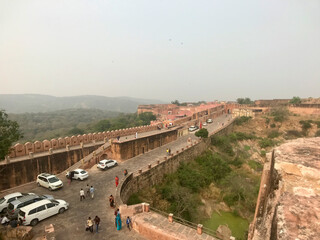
left=7, top=124, right=159, bottom=160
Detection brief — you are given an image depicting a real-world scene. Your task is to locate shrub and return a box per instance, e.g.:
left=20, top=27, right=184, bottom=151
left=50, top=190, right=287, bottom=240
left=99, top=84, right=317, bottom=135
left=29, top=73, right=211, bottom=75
left=229, top=157, right=243, bottom=168
left=286, top=130, right=303, bottom=138
left=271, top=107, right=289, bottom=122
left=244, top=145, right=250, bottom=151
left=268, top=130, right=280, bottom=139
left=211, top=135, right=235, bottom=156
left=259, top=138, right=275, bottom=148
left=270, top=123, right=276, bottom=128
left=299, top=120, right=312, bottom=131
left=260, top=150, right=266, bottom=157
left=127, top=193, right=142, bottom=205
left=248, top=160, right=263, bottom=171
left=234, top=116, right=252, bottom=126
left=195, top=128, right=209, bottom=138
left=315, top=130, right=320, bottom=137
left=315, top=121, right=320, bottom=128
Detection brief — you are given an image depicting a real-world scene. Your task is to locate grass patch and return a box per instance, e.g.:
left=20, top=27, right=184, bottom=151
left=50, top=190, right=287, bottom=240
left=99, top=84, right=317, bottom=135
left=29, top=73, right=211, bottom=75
left=259, top=138, right=275, bottom=148
left=267, top=130, right=281, bottom=139
left=260, top=150, right=266, bottom=157
left=248, top=160, right=263, bottom=171
left=244, top=145, right=250, bottom=151
left=315, top=130, right=320, bottom=137
left=234, top=116, right=252, bottom=126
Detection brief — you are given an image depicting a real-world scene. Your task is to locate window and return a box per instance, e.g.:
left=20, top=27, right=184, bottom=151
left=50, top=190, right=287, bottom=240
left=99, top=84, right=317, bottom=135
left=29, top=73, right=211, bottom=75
left=29, top=209, right=36, bottom=215
left=46, top=203, right=55, bottom=209
left=8, top=197, right=16, bottom=203
left=36, top=205, right=46, bottom=212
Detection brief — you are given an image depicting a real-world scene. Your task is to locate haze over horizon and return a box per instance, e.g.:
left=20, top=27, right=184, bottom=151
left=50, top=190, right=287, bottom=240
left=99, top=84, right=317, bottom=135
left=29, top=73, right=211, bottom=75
left=1, top=0, right=319, bottom=102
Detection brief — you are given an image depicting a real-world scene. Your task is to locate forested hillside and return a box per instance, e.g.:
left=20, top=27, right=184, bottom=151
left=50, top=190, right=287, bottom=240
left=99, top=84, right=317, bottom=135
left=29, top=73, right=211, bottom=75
left=8, top=109, right=156, bottom=143
left=0, top=94, right=164, bottom=113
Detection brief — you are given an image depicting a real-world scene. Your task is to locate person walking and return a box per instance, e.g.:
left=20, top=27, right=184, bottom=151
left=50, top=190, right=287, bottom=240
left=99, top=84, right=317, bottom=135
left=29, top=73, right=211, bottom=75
left=86, top=217, right=93, bottom=233
left=124, top=169, right=128, bottom=177
left=90, top=186, right=95, bottom=199
left=115, top=212, right=122, bottom=231
left=115, top=176, right=119, bottom=188
left=109, top=195, right=115, bottom=208
left=126, top=216, right=131, bottom=231
left=86, top=184, right=90, bottom=197
left=135, top=132, right=138, bottom=138
left=94, top=216, right=100, bottom=233
left=166, top=148, right=169, bottom=155
left=80, top=189, right=85, bottom=201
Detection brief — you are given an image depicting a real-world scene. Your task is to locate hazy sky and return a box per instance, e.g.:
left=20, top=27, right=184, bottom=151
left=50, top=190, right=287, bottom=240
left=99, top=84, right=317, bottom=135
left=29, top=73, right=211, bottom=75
left=0, top=0, right=319, bottom=102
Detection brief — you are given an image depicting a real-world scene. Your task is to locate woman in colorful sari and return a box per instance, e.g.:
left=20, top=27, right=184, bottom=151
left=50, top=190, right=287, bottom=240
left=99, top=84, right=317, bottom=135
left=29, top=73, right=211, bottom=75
left=116, top=213, right=122, bottom=230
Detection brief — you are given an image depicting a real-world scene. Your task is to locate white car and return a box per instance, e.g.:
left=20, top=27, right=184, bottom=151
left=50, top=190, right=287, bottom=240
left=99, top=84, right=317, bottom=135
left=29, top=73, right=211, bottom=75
left=203, top=122, right=207, bottom=126
left=0, top=192, right=35, bottom=213
left=97, top=159, right=118, bottom=170
left=207, top=119, right=213, bottom=123
left=66, top=169, right=88, bottom=180
left=18, top=199, right=69, bottom=226
left=36, top=173, right=63, bottom=191
left=188, top=126, right=199, bottom=132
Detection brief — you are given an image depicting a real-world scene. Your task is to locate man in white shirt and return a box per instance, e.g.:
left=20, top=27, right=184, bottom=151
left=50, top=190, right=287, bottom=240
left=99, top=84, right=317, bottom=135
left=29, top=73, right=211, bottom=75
left=80, top=188, right=85, bottom=201
left=1, top=215, right=9, bottom=225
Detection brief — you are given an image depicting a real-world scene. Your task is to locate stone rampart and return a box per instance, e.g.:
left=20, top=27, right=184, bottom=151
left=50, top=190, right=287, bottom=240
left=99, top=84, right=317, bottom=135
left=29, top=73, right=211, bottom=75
left=0, top=144, right=100, bottom=191
left=116, top=119, right=235, bottom=206
left=7, top=125, right=158, bottom=160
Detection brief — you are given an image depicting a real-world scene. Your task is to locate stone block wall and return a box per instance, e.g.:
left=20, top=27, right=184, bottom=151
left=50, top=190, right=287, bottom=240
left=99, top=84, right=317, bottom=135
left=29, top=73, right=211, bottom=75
left=111, top=129, right=178, bottom=161
left=0, top=145, right=99, bottom=191
left=7, top=125, right=158, bottom=160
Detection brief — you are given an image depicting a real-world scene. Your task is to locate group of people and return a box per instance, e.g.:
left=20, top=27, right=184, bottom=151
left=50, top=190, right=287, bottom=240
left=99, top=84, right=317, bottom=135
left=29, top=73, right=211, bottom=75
left=0, top=215, right=19, bottom=228
left=80, top=184, right=95, bottom=201
left=86, top=216, right=100, bottom=233
left=113, top=209, right=132, bottom=231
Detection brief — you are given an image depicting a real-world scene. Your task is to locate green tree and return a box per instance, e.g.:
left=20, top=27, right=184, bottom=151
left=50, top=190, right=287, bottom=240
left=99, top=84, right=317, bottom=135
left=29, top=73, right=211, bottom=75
left=171, top=100, right=180, bottom=105
left=237, top=98, right=253, bottom=105
left=68, top=127, right=84, bottom=135
left=93, top=119, right=111, bottom=132
left=195, top=128, right=209, bottom=138
left=0, top=110, right=23, bottom=160
left=290, top=96, right=301, bottom=104
left=270, top=107, right=289, bottom=122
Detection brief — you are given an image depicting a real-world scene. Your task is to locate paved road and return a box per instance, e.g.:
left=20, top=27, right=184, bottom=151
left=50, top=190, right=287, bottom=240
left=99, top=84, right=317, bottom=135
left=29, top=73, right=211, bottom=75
left=2, top=114, right=232, bottom=240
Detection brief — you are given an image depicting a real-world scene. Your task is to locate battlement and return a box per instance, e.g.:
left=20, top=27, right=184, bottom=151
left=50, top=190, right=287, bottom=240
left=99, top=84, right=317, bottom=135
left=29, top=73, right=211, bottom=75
left=7, top=125, right=158, bottom=160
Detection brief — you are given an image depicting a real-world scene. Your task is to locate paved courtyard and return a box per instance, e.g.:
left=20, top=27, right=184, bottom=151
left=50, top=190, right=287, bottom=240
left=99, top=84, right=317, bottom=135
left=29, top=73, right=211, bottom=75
left=1, top=115, right=232, bottom=240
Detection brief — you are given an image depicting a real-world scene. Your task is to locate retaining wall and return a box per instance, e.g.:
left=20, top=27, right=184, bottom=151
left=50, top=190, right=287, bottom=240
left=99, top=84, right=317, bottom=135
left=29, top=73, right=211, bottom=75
left=0, top=145, right=100, bottom=191
left=116, top=119, right=234, bottom=205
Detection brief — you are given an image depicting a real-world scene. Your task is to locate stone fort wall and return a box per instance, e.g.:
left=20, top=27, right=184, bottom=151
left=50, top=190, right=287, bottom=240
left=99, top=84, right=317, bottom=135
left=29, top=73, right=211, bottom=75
left=7, top=125, right=159, bottom=160
left=116, top=119, right=235, bottom=206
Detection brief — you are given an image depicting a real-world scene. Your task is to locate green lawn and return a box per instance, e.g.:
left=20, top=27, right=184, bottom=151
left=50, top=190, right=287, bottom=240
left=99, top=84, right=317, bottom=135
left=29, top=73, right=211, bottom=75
left=202, top=211, right=249, bottom=240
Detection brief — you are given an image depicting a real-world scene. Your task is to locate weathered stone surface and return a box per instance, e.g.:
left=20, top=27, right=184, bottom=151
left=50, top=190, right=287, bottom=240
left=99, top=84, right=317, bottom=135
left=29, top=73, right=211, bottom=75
left=216, top=225, right=232, bottom=240
left=0, top=226, right=33, bottom=240
left=250, top=137, right=320, bottom=240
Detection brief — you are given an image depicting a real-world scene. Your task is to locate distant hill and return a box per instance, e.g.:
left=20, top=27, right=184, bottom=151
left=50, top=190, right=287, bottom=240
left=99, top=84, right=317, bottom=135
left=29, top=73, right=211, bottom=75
left=0, top=94, right=165, bottom=113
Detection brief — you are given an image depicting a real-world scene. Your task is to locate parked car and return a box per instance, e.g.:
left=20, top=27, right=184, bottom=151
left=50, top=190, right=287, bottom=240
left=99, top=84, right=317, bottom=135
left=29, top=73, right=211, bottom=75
left=7, top=194, right=53, bottom=219
left=207, top=119, right=213, bottom=123
left=0, top=192, right=35, bottom=213
left=202, top=122, right=208, bottom=126
left=66, top=169, right=88, bottom=180
left=188, top=126, right=199, bottom=132
left=97, top=159, right=118, bottom=170
left=18, top=199, right=69, bottom=226
left=36, top=173, right=63, bottom=191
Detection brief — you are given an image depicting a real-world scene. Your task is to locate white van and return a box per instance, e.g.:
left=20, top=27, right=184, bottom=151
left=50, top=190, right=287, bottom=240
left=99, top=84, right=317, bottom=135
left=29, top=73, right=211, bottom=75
left=18, top=199, right=69, bottom=226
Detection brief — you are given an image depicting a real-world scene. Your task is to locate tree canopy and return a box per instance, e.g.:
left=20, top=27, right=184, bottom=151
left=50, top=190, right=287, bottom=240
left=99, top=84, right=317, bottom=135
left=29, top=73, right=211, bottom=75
left=289, top=96, right=301, bottom=104
left=0, top=110, right=23, bottom=160
left=237, top=98, right=253, bottom=105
